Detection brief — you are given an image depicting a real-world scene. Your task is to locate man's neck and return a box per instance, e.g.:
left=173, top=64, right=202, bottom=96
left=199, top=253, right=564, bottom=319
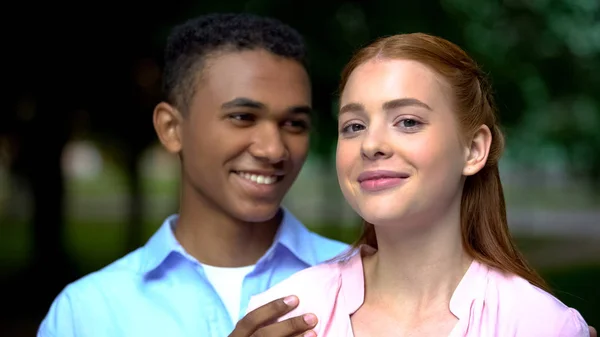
left=175, top=184, right=281, bottom=267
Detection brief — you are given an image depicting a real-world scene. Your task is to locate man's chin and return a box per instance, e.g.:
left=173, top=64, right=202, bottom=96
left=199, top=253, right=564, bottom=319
left=234, top=203, right=282, bottom=223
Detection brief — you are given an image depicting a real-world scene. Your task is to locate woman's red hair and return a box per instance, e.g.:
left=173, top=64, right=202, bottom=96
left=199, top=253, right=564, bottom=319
left=339, top=33, right=549, bottom=292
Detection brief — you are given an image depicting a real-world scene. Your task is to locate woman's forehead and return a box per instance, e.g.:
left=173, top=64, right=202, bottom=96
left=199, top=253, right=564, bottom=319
left=341, top=59, right=451, bottom=109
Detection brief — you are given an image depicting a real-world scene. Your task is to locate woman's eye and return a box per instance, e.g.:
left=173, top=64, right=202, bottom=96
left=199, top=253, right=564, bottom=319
left=396, top=118, right=423, bottom=131
left=341, top=123, right=365, bottom=134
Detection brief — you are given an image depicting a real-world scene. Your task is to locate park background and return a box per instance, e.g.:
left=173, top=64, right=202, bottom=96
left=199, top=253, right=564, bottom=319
left=1, top=0, right=599, bottom=335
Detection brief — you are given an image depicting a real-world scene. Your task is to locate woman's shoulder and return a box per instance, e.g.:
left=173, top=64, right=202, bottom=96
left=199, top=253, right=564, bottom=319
left=247, top=260, right=345, bottom=314
left=246, top=249, right=367, bottom=327
left=478, top=265, right=589, bottom=336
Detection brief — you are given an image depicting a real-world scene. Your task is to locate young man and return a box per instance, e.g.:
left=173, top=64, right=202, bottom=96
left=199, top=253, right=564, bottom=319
left=37, top=13, right=347, bottom=337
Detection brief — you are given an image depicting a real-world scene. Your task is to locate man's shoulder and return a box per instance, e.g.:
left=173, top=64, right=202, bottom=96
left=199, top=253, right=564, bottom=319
left=279, top=208, right=351, bottom=264
left=305, top=229, right=351, bottom=262
left=37, top=248, right=147, bottom=336
left=73, top=247, right=147, bottom=289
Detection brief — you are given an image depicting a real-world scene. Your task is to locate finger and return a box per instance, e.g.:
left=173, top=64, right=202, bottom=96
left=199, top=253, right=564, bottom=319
left=231, top=296, right=299, bottom=337
left=292, top=330, right=316, bottom=337
left=293, top=330, right=317, bottom=337
left=590, top=326, right=597, bottom=337
left=252, top=313, right=318, bottom=337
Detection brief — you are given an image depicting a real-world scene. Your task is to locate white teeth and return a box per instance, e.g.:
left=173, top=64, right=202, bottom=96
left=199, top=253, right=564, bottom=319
left=238, top=172, right=278, bottom=185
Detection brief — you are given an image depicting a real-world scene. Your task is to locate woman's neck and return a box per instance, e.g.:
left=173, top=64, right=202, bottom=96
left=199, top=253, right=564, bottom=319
left=364, top=208, right=472, bottom=316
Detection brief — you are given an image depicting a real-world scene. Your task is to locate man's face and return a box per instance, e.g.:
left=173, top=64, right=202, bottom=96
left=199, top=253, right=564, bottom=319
left=169, top=49, right=312, bottom=222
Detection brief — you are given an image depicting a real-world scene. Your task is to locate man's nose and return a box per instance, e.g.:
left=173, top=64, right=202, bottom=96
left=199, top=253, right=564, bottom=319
left=248, top=124, right=289, bottom=163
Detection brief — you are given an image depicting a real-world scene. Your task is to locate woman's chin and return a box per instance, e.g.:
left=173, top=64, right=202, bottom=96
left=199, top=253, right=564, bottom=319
left=360, top=212, right=403, bottom=228
left=358, top=205, right=423, bottom=229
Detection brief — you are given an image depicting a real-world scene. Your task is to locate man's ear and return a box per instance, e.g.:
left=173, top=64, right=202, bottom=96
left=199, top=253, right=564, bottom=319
left=153, top=102, right=183, bottom=154
left=463, top=124, right=492, bottom=176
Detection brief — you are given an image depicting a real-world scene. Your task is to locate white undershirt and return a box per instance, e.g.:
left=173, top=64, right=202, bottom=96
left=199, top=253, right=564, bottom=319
left=201, top=263, right=256, bottom=324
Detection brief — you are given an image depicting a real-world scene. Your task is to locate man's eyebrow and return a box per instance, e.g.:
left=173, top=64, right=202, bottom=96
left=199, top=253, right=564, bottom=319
left=221, top=97, right=265, bottom=110
left=289, top=105, right=312, bottom=115
left=221, top=98, right=311, bottom=116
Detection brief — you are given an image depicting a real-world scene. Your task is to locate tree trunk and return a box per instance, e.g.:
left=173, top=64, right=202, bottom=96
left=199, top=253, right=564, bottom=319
left=15, top=96, right=70, bottom=272
left=125, top=149, right=144, bottom=253
left=9, top=94, right=76, bottom=317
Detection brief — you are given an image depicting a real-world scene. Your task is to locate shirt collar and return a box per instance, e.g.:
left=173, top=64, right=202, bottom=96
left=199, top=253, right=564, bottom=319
left=270, top=207, right=320, bottom=267
left=140, top=214, right=187, bottom=274
left=140, top=208, right=319, bottom=274
left=448, top=259, right=489, bottom=319
left=340, top=244, right=376, bottom=314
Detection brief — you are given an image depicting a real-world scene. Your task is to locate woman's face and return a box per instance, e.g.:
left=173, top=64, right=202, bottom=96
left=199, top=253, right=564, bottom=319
left=336, top=58, right=474, bottom=228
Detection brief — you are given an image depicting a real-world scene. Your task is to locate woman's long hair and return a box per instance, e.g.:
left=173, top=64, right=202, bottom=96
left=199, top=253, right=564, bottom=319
left=338, top=33, right=549, bottom=292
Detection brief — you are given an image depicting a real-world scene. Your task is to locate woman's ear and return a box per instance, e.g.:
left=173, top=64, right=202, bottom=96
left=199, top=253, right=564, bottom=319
left=463, top=124, right=492, bottom=176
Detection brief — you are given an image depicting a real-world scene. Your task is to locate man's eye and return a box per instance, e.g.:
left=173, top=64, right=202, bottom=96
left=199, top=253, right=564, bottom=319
left=228, top=113, right=255, bottom=122
left=283, top=120, right=310, bottom=132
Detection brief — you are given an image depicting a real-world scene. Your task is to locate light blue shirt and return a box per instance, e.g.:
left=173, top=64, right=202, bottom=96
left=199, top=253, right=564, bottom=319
left=37, top=209, right=349, bottom=337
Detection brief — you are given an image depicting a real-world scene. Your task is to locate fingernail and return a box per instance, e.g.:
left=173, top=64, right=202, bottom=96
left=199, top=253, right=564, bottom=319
left=304, top=331, right=316, bottom=337
left=283, top=296, right=298, bottom=306
left=303, top=314, right=317, bottom=325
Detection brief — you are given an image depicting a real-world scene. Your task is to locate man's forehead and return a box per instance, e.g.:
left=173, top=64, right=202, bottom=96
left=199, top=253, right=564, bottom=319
left=205, top=50, right=308, bottom=84
left=193, top=50, right=311, bottom=109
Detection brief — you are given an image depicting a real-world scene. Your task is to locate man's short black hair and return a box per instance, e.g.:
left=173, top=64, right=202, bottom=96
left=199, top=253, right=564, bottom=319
left=162, top=12, right=308, bottom=112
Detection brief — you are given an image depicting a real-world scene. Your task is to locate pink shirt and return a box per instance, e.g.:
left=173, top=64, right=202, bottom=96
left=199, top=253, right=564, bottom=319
left=248, top=246, right=589, bottom=336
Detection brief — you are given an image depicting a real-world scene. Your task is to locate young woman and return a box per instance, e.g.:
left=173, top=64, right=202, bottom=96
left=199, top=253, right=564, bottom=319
left=247, top=33, right=590, bottom=336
